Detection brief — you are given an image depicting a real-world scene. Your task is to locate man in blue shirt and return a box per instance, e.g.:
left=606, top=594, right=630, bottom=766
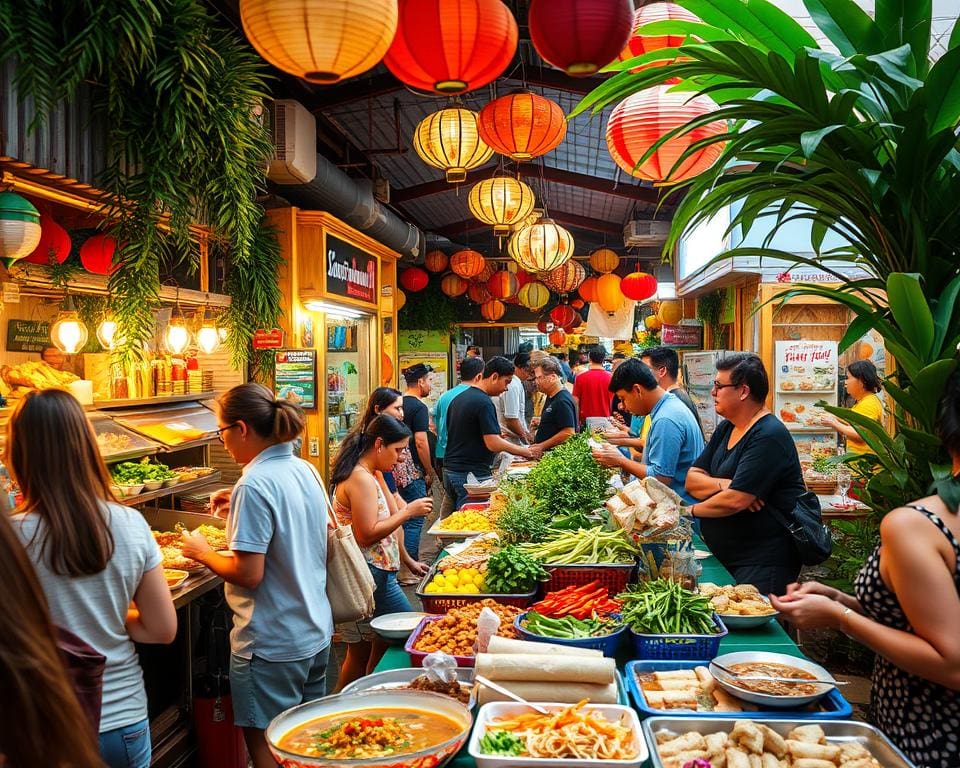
left=433, top=355, right=485, bottom=517
left=591, top=358, right=704, bottom=504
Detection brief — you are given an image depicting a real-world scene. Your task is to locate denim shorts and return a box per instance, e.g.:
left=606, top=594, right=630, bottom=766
left=99, top=718, right=151, bottom=768
left=230, top=646, right=330, bottom=730
left=336, top=564, right=411, bottom=643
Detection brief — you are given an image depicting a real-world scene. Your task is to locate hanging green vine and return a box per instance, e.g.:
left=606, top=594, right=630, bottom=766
left=696, top=290, right=724, bottom=344
left=398, top=281, right=460, bottom=333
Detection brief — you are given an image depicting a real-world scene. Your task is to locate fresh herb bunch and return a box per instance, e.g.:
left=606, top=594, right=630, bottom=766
left=495, top=485, right=550, bottom=544
left=484, top=545, right=548, bottom=594
left=618, top=579, right=717, bottom=635
left=479, top=731, right=523, bottom=756
left=526, top=432, right=611, bottom=520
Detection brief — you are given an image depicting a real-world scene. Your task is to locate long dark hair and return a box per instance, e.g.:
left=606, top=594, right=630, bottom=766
left=0, top=516, right=104, bottom=767
left=218, top=382, right=304, bottom=442
left=331, top=414, right=411, bottom=486
left=6, top=389, right=115, bottom=577
left=360, top=387, right=403, bottom=431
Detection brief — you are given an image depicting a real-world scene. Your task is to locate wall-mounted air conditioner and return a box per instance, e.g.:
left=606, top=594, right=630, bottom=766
left=623, top=219, right=671, bottom=246
left=268, top=100, right=317, bottom=184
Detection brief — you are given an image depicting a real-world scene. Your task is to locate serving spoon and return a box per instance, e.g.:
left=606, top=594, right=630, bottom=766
left=474, top=674, right=551, bottom=714
left=710, top=661, right=846, bottom=687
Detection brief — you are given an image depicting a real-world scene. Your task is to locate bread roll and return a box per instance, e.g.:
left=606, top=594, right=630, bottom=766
left=475, top=679, right=618, bottom=705
left=475, top=652, right=615, bottom=685
left=485, top=635, right=601, bottom=657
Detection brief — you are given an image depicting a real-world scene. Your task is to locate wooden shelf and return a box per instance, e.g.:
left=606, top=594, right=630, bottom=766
left=88, top=393, right=215, bottom=411
left=119, top=473, right=223, bottom=507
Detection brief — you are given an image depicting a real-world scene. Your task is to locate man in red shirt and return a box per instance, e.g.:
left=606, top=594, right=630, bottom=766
left=572, top=345, right=613, bottom=427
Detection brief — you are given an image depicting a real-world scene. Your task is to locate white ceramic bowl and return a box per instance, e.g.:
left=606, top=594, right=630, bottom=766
left=709, top=651, right=835, bottom=708
left=142, top=480, right=164, bottom=491
left=370, top=611, right=430, bottom=641
left=716, top=598, right=780, bottom=629
left=117, top=483, right=145, bottom=497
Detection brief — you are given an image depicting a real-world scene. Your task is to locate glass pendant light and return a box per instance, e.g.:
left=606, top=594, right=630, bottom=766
left=163, top=293, right=192, bottom=355
left=50, top=295, right=89, bottom=354
left=196, top=307, right=222, bottom=354
left=96, top=311, right=119, bottom=350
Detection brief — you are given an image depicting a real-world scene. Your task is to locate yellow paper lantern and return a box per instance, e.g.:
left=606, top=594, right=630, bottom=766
left=395, top=289, right=407, bottom=311
left=508, top=219, right=574, bottom=273
left=518, top=281, right=550, bottom=311
left=596, top=273, right=624, bottom=313
left=413, top=105, right=494, bottom=183
left=589, top=247, right=620, bottom=273
left=441, top=273, right=469, bottom=297
left=468, top=176, right=536, bottom=236
left=239, top=0, right=398, bottom=84
left=659, top=300, right=683, bottom=325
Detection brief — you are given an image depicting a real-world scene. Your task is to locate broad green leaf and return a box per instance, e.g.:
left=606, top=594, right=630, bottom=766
left=951, top=15, right=960, bottom=51
left=931, top=274, right=960, bottom=356
left=802, top=0, right=883, bottom=57
left=923, top=45, right=960, bottom=134
left=883, top=339, right=925, bottom=381
left=800, top=125, right=844, bottom=157
left=886, top=273, right=935, bottom=359
left=882, top=381, right=929, bottom=426
left=864, top=46, right=924, bottom=90
left=678, top=0, right=817, bottom=59
left=930, top=463, right=954, bottom=481
left=838, top=313, right=877, bottom=352
left=909, top=359, right=958, bottom=410
left=875, top=0, right=932, bottom=75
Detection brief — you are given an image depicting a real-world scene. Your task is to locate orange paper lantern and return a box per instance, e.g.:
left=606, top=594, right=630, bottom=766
left=450, top=249, right=487, bottom=279
left=518, top=281, right=550, bottom=311
left=544, top=260, right=586, bottom=295
left=548, top=328, right=567, bottom=346
left=478, top=90, right=566, bottom=161
left=620, top=271, right=658, bottom=301
left=570, top=298, right=585, bottom=310
left=468, top=283, right=492, bottom=304
left=424, top=249, right=449, bottom=272
left=658, top=299, right=683, bottom=325
left=384, top=0, right=518, bottom=95
left=487, top=270, right=519, bottom=299
left=395, top=289, right=407, bottom=311
left=578, top=275, right=599, bottom=303
left=596, top=273, right=624, bottom=313
left=441, top=273, right=469, bottom=296
left=481, top=299, right=506, bottom=322
left=606, top=86, right=725, bottom=184
left=529, top=0, right=633, bottom=77
left=473, top=261, right=496, bottom=283
left=589, top=248, right=620, bottom=274
left=618, top=2, right=700, bottom=76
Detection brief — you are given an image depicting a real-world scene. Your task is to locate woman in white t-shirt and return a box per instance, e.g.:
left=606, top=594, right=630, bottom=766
left=7, top=390, right=177, bottom=768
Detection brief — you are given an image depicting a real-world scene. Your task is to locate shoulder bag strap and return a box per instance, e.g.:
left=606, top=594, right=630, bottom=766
left=303, top=459, right=341, bottom=528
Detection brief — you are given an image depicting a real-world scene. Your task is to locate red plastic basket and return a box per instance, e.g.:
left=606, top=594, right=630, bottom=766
left=542, top=562, right=636, bottom=594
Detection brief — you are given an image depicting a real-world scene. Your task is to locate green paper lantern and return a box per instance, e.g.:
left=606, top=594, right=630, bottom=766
left=0, top=192, right=42, bottom=268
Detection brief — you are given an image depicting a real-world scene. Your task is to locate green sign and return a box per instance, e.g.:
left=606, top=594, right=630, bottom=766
left=399, top=330, right=449, bottom=353
left=274, top=349, right=317, bottom=409
left=7, top=319, right=50, bottom=352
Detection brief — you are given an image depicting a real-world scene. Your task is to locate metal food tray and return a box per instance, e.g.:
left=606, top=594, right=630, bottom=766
left=642, top=717, right=916, bottom=768
left=426, top=519, right=494, bottom=545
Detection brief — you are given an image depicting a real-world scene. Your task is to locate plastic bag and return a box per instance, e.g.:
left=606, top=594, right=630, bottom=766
left=660, top=549, right=699, bottom=591
left=474, top=607, right=501, bottom=654
left=422, top=651, right=458, bottom=684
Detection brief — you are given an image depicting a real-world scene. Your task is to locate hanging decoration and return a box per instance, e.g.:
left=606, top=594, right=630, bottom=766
left=511, top=266, right=534, bottom=288
left=487, top=270, right=519, bottom=300
left=550, top=303, right=578, bottom=329
left=548, top=328, right=568, bottom=346
left=562, top=309, right=583, bottom=331
left=424, top=249, right=449, bottom=272
left=543, top=260, right=586, bottom=295
left=477, top=91, right=566, bottom=161
left=96, top=312, right=119, bottom=350
left=0, top=192, right=42, bottom=267
left=508, top=219, right=574, bottom=273
left=400, top=266, right=430, bottom=292
left=528, top=0, right=633, bottom=77
left=606, top=86, right=725, bottom=184
left=620, top=271, right=658, bottom=301
left=395, top=289, right=407, bottom=311
left=441, top=273, right=469, bottom=296
left=570, top=298, right=585, bottom=310
left=467, top=283, right=492, bottom=304
left=450, top=249, right=487, bottom=279
left=413, top=105, right=494, bottom=183
left=473, top=261, right=496, bottom=284
left=164, top=291, right=193, bottom=355
left=596, top=273, right=624, bottom=314
left=481, top=299, right=506, bottom=322
left=239, top=0, right=398, bottom=84
left=518, top=281, right=550, bottom=311
left=25, top=213, right=71, bottom=265
left=384, top=0, right=518, bottom=95
left=79, top=233, right=119, bottom=275
left=658, top=299, right=683, bottom=325
left=50, top=295, right=89, bottom=354
left=619, top=2, right=700, bottom=76
left=196, top=308, right=223, bottom=355
left=578, top=275, right=599, bottom=303
left=589, top=247, right=619, bottom=274
left=468, top=175, right=536, bottom=235
left=536, top=314, right=555, bottom=333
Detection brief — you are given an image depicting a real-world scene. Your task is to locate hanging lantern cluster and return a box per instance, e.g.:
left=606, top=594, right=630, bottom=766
left=518, top=281, right=550, bottom=311
left=578, top=275, right=599, bottom=303
left=441, top=273, right=469, bottom=297
left=0, top=192, right=42, bottom=267
left=473, top=261, right=496, bottom=284
left=481, top=298, right=506, bottom=322
left=424, top=249, right=449, bottom=272
left=385, top=0, right=518, bottom=95
left=478, top=91, right=566, bottom=161
left=606, top=86, right=725, bottom=184
left=620, top=271, right=658, bottom=301
left=25, top=214, right=71, bottom=265
left=467, top=283, right=492, bottom=304
left=239, top=0, right=398, bottom=84
left=589, top=247, right=619, bottom=274
left=487, top=270, right=519, bottom=299
left=543, top=260, right=585, bottom=295
left=400, top=266, right=429, bottom=292
left=508, top=219, right=574, bottom=273
left=468, top=175, right=536, bottom=236
left=450, top=249, right=487, bottom=279
left=80, top=234, right=119, bottom=275
left=528, top=0, right=633, bottom=77
left=50, top=295, right=88, bottom=354
left=619, top=2, right=700, bottom=76
left=596, top=273, right=624, bottom=314
left=413, top=105, right=494, bottom=183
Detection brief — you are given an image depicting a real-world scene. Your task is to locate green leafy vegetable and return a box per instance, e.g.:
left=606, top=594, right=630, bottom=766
left=525, top=432, right=611, bottom=520
left=479, top=730, right=523, bottom=756
left=521, top=611, right=622, bottom=639
left=494, top=481, right=551, bottom=544
left=484, top=545, right=548, bottom=594
left=110, top=458, right=176, bottom=484
left=618, top=579, right=717, bottom=635
left=519, top=527, right=641, bottom=565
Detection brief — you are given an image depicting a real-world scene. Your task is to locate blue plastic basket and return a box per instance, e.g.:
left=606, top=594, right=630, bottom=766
left=514, top=612, right=626, bottom=657
left=624, top=659, right=853, bottom=719
left=629, top=614, right=728, bottom=660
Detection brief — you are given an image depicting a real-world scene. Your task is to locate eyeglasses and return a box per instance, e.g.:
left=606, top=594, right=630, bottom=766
left=215, top=422, right=240, bottom=442
left=711, top=381, right=738, bottom=392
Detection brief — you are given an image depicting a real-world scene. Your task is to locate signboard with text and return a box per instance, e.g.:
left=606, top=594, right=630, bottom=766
left=274, top=349, right=317, bottom=409
left=252, top=328, right=285, bottom=349
left=661, top=323, right=703, bottom=349
left=324, top=234, right=377, bottom=304
left=7, top=319, right=50, bottom=352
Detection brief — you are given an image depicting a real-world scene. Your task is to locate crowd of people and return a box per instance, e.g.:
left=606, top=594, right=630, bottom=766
left=2, top=346, right=958, bottom=768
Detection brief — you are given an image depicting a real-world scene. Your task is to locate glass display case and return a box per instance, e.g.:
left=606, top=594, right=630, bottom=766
left=325, top=315, right=373, bottom=475
left=89, top=413, right=160, bottom=462
left=112, top=401, right=219, bottom=447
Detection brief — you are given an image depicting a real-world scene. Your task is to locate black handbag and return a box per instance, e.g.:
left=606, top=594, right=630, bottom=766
left=768, top=491, right=833, bottom=565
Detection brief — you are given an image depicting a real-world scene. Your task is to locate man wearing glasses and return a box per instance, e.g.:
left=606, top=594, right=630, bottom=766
left=529, top=357, right=577, bottom=457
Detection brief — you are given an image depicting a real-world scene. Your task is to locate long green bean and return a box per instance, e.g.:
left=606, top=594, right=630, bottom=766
left=617, top=579, right=717, bottom=635
left=519, top=528, right=641, bottom=565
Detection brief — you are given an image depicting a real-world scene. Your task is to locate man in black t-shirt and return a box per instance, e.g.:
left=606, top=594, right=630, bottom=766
left=530, top=356, right=576, bottom=456
left=443, top=356, right=535, bottom=510
left=400, top=363, right=436, bottom=562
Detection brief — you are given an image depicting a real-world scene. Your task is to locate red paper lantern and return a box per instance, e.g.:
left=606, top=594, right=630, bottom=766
left=400, top=266, right=430, bottom=292
left=450, top=248, right=486, bottom=279
left=548, top=328, right=567, bottom=346
left=441, top=273, right=469, bottom=296
left=528, top=0, right=633, bottom=77
left=514, top=268, right=533, bottom=288
left=25, top=214, right=71, bottom=265
left=487, top=270, right=519, bottom=299
left=619, top=2, right=700, bottom=77
left=79, top=233, right=118, bottom=275
left=424, top=249, right=449, bottom=272
left=562, top=309, right=583, bottom=331
left=481, top=299, right=506, bottom=322
left=473, top=261, right=496, bottom=284
left=543, top=260, right=586, bottom=295
left=384, top=0, right=518, bottom=95
left=478, top=90, right=566, bottom=161
left=536, top=314, right=555, bottom=333
left=606, top=86, right=725, bottom=184
left=550, top=304, right=578, bottom=329
left=468, top=283, right=492, bottom=304
left=578, top=275, right=599, bottom=303
left=620, top=271, right=658, bottom=301
left=570, top=298, right=585, bottom=310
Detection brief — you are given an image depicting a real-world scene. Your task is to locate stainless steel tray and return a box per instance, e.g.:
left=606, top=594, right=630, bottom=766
left=643, top=717, right=916, bottom=768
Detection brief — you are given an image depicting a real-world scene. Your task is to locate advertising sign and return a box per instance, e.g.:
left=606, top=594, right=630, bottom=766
left=274, top=349, right=317, bottom=409
left=774, top=340, right=838, bottom=432
left=661, top=323, right=703, bottom=348
left=7, top=319, right=50, bottom=352
left=325, top=234, right=377, bottom=304
left=252, top=328, right=285, bottom=350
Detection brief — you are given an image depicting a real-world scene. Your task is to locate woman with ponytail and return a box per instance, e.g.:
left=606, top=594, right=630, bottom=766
left=180, top=383, right=332, bottom=768
left=331, top=414, right=429, bottom=689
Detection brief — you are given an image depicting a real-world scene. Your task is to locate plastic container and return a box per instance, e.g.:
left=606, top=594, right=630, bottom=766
left=513, top=612, right=626, bottom=657
left=624, top=659, right=853, bottom=719
left=404, top=616, right=478, bottom=668
left=542, top=562, right=635, bottom=594
left=629, top=614, right=727, bottom=661
left=415, top=562, right=537, bottom=614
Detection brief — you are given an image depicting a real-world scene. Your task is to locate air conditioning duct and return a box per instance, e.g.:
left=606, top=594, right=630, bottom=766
left=268, top=100, right=317, bottom=184
left=623, top=219, right=671, bottom=247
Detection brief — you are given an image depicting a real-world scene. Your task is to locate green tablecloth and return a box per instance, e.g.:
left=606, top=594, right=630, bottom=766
left=375, top=549, right=805, bottom=767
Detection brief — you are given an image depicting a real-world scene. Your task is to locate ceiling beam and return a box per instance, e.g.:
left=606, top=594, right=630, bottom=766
left=434, top=211, right=622, bottom=239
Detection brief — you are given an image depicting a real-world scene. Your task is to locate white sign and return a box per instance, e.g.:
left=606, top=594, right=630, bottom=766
left=774, top=340, right=838, bottom=432
left=2, top=282, right=20, bottom=304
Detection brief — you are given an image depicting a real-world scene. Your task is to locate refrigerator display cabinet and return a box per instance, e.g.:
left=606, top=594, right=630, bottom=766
left=681, top=350, right=728, bottom=440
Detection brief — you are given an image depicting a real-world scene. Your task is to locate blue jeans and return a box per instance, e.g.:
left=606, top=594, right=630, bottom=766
left=399, top=477, right=428, bottom=559
left=99, top=718, right=151, bottom=768
left=442, top=468, right=492, bottom=511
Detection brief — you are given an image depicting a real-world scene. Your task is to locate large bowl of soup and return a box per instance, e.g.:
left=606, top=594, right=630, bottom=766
left=266, top=689, right=473, bottom=768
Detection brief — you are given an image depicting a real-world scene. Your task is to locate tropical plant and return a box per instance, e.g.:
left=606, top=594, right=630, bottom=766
left=398, top=281, right=460, bottom=333
left=574, top=0, right=960, bottom=514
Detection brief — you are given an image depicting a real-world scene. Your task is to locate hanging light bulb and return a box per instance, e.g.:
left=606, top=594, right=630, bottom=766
left=50, top=295, right=89, bottom=354
left=164, top=302, right=192, bottom=355
left=96, top=312, right=119, bottom=350
left=196, top=308, right=222, bottom=354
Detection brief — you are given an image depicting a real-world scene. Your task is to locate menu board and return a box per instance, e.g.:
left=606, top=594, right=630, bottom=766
left=397, top=351, right=449, bottom=413
left=774, top=340, right=838, bottom=432
left=274, top=349, right=317, bottom=409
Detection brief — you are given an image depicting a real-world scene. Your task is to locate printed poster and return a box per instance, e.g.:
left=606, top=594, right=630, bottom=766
left=774, top=340, right=838, bottom=432
left=274, top=349, right=317, bottom=409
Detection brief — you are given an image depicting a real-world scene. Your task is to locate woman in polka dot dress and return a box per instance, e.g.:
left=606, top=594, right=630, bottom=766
left=772, top=370, right=960, bottom=768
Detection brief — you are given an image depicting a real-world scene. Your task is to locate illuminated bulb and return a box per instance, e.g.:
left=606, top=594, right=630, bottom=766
left=50, top=310, right=89, bottom=354
left=164, top=310, right=192, bottom=355
left=96, top=316, right=119, bottom=350
left=196, top=324, right=221, bottom=354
